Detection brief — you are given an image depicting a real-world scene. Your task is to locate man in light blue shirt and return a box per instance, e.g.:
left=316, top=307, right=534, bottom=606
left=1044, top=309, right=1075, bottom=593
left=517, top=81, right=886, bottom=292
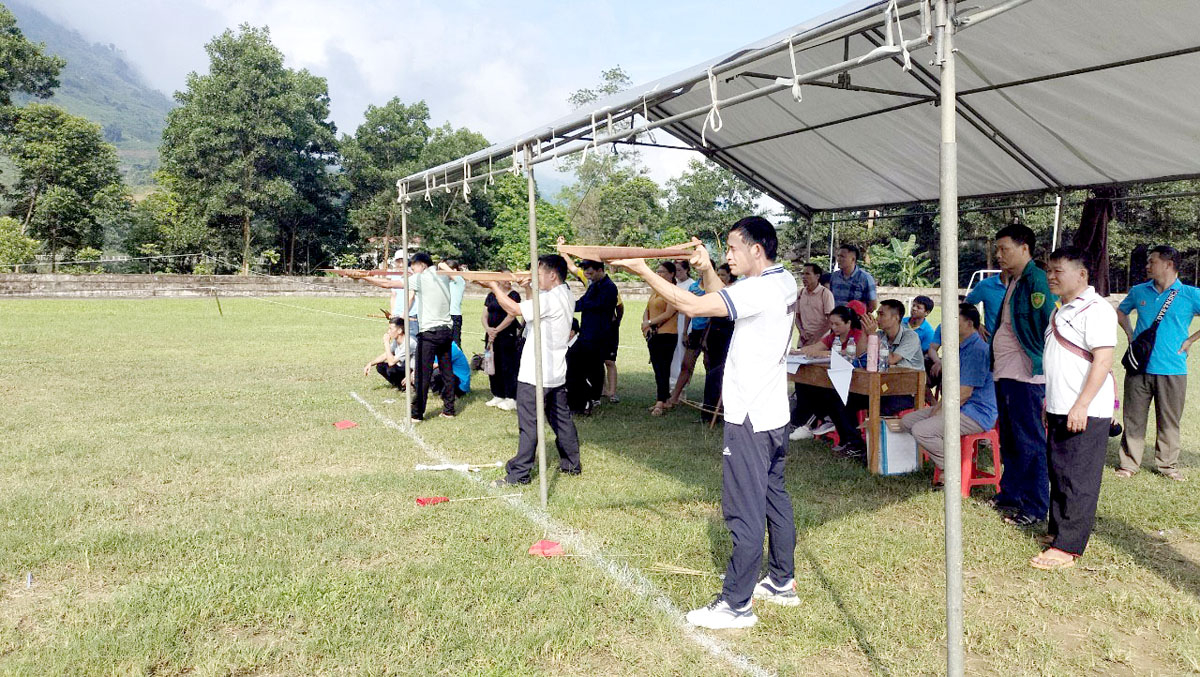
left=441, top=260, right=468, bottom=347
left=964, top=272, right=1008, bottom=339
left=1115, top=245, right=1200, bottom=480
left=901, top=303, right=997, bottom=470
left=830, top=244, right=878, bottom=312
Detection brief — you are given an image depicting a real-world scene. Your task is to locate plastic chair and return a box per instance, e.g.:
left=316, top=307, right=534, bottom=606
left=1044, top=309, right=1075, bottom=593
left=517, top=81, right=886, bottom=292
left=932, top=428, right=1002, bottom=497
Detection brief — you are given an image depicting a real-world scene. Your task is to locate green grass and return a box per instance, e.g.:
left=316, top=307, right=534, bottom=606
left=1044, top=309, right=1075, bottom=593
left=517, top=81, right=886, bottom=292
left=1, top=296, right=1198, bottom=676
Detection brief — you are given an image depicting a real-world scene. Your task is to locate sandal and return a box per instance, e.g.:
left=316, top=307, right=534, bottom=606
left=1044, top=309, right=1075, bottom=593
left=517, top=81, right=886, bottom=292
left=1161, top=471, right=1187, bottom=482
left=650, top=404, right=666, bottom=417
left=1029, top=548, right=1077, bottom=571
left=1113, top=468, right=1135, bottom=478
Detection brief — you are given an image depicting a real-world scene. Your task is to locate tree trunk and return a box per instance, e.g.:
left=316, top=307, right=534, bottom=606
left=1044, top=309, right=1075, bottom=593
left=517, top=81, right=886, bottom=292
left=241, top=214, right=252, bottom=276
left=22, top=185, right=40, bottom=234
left=383, top=208, right=395, bottom=263
left=288, top=228, right=296, bottom=275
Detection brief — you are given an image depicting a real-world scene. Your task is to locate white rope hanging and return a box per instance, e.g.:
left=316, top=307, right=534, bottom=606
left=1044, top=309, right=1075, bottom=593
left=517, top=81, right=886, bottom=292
left=461, top=160, right=472, bottom=202
left=859, top=0, right=912, bottom=71
left=424, top=174, right=433, bottom=203
left=443, top=169, right=451, bottom=194
left=581, top=111, right=600, bottom=164
left=483, top=156, right=493, bottom=194
left=510, top=147, right=521, bottom=176
left=787, top=35, right=803, bottom=103
left=700, top=67, right=724, bottom=147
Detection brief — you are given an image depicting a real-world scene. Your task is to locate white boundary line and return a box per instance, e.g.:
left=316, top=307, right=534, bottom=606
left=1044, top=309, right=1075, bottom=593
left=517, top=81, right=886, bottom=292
left=350, top=391, right=774, bottom=677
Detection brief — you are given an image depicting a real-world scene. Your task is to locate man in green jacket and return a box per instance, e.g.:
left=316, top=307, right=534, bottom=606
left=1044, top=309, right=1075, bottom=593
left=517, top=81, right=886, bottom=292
left=988, top=223, right=1057, bottom=527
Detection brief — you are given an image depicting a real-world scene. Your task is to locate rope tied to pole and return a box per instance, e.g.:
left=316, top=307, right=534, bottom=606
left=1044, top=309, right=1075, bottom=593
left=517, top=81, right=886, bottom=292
left=424, top=174, right=433, bottom=203
left=461, top=161, right=472, bottom=202
left=582, top=111, right=600, bottom=164
left=787, top=35, right=804, bottom=103
left=510, top=147, right=521, bottom=176
left=701, top=67, right=724, bottom=147
left=443, top=169, right=451, bottom=194
left=860, top=0, right=913, bottom=71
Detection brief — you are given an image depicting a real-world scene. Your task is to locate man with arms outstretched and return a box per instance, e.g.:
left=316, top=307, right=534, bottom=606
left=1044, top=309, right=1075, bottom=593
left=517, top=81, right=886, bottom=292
left=614, top=216, right=798, bottom=630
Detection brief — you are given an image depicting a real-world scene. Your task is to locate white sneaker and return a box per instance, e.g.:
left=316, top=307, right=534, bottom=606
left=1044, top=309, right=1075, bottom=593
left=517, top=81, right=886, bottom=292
left=752, top=576, right=800, bottom=606
left=811, top=419, right=836, bottom=436
left=485, top=397, right=501, bottom=407
left=789, top=426, right=815, bottom=441
left=685, top=598, right=757, bottom=629
left=497, top=398, right=517, bottom=411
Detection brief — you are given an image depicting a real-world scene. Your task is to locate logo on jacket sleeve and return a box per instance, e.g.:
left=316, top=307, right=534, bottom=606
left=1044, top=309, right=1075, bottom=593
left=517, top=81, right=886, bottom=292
left=1031, top=292, right=1045, bottom=309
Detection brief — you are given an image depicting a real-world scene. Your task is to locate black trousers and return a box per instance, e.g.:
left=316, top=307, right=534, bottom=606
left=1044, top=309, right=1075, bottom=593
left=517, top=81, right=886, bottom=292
left=504, top=383, right=581, bottom=482
left=566, top=340, right=605, bottom=412
left=430, top=372, right=467, bottom=398
left=791, top=383, right=829, bottom=427
left=648, top=333, right=677, bottom=402
left=488, top=333, right=519, bottom=399
left=721, top=417, right=796, bottom=607
left=828, top=393, right=914, bottom=448
left=702, top=360, right=725, bottom=423
left=413, top=325, right=455, bottom=420
left=375, top=362, right=406, bottom=390
left=1046, top=413, right=1110, bottom=556
left=451, top=315, right=463, bottom=348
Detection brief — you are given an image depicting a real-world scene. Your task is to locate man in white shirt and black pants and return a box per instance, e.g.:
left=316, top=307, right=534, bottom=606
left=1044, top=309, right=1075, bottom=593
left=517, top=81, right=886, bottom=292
left=615, top=216, right=798, bottom=630
left=486, top=255, right=582, bottom=486
left=1034, top=246, right=1117, bottom=571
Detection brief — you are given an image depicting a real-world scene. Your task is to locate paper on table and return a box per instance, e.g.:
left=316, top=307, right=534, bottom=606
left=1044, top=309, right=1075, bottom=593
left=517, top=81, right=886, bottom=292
left=828, top=350, right=853, bottom=404
left=786, top=353, right=830, bottom=373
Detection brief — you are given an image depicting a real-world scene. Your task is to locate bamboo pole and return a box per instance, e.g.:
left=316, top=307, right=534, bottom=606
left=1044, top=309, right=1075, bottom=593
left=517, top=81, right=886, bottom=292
left=525, top=145, right=548, bottom=509
left=936, top=1, right=964, bottom=674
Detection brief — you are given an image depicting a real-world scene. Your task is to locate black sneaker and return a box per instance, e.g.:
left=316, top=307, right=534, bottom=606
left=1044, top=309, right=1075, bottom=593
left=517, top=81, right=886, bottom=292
left=558, top=467, right=581, bottom=476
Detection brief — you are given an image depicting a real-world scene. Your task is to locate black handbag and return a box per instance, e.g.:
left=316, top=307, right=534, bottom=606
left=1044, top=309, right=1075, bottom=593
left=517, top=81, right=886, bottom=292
left=1121, top=289, right=1177, bottom=375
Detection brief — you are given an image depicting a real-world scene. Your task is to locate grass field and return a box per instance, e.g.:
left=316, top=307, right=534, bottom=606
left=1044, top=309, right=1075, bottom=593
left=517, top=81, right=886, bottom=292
left=1, top=295, right=1198, bottom=676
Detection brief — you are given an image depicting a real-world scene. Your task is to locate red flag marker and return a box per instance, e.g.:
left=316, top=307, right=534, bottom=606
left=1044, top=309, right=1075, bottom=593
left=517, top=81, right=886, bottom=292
left=333, top=420, right=358, bottom=430
left=416, top=496, right=449, bottom=506
left=415, top=493, right=521, bottom=507
left=528, top=540, right=564, bottom=557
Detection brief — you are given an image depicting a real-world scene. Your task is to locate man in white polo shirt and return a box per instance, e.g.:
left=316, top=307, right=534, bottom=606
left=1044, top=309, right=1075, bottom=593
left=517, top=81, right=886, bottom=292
left=486, top=254, right=581, bottom=486
left=1034, top=246, right=1117, bottom=571
left=614, top=216, right=798, bottom=630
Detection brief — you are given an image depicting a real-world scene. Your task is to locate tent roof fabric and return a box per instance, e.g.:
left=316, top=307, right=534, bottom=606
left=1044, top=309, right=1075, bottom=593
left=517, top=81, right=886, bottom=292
left=400, top=0, right=1200, bottom=215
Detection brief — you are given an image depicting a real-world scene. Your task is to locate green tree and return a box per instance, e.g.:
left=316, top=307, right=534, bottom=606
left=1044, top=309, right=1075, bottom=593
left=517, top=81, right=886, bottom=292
left=0, top=4, right=65, bottom=124
left=664, top=158, right=761, bottom=245
left=484, top=172, right=573, bottom=269
left=340, top=98, right=432, bottom=261
left=0, top=215, right=39, bottom=271
left=160, top=24, right=340, bottom=274
left=124, top=173, right=209, bottom=271
left=404, top=123, right=492, bottom=264
left=867, top=234, right=934, bottom=287
left=3, top=103, right=125, bottom=268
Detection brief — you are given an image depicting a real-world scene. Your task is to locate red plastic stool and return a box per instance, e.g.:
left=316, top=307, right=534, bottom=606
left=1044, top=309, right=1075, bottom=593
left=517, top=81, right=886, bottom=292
left=933, top=428, right=1002, bottom=497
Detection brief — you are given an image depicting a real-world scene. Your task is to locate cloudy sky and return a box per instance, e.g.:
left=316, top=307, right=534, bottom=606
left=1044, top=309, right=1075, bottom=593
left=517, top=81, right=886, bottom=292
left=35, top=0, right=849, bottom=193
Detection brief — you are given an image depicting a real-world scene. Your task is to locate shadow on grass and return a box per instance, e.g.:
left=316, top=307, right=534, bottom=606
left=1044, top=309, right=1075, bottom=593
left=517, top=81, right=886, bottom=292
left=1094, top=516, right=1200, bottom=600
left=800, top=544, right=893, bottom=677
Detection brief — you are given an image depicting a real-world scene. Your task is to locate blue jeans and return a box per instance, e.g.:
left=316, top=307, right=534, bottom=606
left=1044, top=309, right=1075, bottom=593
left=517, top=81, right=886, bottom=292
left=995, top=379, right=1048, bottom=520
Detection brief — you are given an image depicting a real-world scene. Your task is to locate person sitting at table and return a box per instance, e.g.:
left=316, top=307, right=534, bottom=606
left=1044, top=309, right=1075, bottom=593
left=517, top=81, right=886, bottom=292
left=826, top=299, right=924, bottom=459
left=789, top=305, right=866, bottom=441
left=900, top=303, right=997, bottom=474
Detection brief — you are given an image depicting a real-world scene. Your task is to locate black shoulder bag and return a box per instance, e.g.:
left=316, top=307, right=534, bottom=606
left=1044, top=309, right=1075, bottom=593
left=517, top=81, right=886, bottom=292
left=1121, top=289, right=1178, bottom=375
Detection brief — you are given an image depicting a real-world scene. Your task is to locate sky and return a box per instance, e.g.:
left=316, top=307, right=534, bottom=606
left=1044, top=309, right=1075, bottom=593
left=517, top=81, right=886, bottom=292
left=34, top=0, right=850, bottom=198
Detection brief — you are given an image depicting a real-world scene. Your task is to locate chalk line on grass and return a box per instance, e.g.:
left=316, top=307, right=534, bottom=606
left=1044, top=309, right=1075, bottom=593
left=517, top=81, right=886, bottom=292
left=350, top=391, right=774, bottom=677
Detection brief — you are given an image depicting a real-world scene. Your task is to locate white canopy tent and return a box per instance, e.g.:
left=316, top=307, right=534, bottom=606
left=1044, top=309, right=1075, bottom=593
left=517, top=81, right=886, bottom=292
left=393, top=2, right=1200, bottom=673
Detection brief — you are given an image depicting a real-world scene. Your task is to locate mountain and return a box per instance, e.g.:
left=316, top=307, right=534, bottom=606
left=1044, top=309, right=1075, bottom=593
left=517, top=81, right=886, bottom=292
left=7, top=1, right=175, bottom=190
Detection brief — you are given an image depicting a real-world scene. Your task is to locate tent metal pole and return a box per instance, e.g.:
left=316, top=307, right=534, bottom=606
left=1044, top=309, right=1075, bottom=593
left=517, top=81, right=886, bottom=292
left=526, top=145, right=549, bottom=509
left=936, top=1, right=964, bottom=675
left=401, top=195, right=413, bottom=427
left=1051, top=193, right=1063, bottom=251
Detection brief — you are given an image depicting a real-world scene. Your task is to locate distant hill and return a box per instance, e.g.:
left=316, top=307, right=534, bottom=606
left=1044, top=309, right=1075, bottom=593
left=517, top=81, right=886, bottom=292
left=7, top=1, right=174, bottom=189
